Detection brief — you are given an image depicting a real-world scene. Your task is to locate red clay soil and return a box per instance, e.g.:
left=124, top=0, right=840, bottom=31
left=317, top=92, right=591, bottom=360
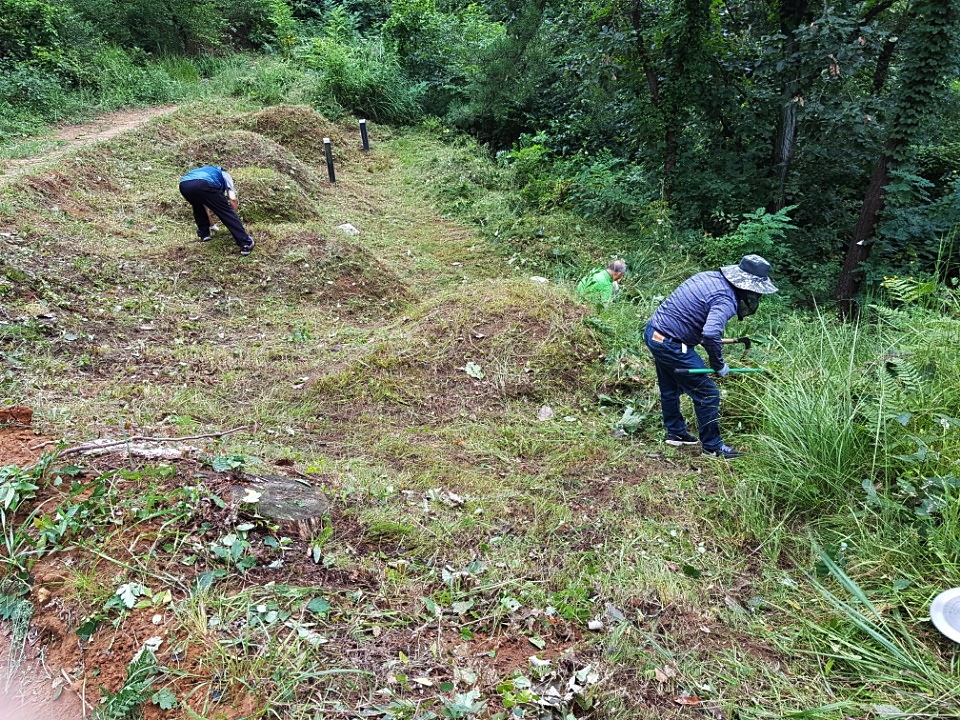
left=1, top=407, right=84, bottom=720
left=0, top=406, right=53, bottom=463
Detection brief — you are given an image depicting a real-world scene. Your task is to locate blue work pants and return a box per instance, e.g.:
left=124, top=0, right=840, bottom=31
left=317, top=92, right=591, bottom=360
left=179, top=179, right=250, bottom=248
left=643, top=322, right=723, bottom=451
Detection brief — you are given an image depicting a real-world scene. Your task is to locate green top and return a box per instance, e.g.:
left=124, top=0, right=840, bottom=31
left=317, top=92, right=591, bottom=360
left=576, top=268, right=616, bottom=303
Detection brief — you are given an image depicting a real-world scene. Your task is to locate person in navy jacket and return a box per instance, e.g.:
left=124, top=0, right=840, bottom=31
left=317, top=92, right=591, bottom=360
left=178, top=165, right=255, bottom=255
left=644, top=255, right=778, bottom=459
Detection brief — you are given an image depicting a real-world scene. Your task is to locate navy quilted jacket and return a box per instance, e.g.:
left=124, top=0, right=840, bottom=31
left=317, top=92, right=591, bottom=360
left=648, top=271, right=738, bottom=370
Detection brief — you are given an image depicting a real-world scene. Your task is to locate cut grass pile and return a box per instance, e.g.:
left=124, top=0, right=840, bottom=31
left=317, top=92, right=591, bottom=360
left=0, top=99, right=957, bottom=720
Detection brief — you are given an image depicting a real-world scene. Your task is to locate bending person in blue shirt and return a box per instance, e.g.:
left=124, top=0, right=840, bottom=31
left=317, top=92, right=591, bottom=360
left=644, top=255, right=778, bottom=459
left=178, top=165, right=255, bottom=256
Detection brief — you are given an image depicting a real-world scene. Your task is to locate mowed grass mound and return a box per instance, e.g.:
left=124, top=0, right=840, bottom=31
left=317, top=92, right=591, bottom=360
left=0, top=101, right=419, bottom=433
left=178, top=129, right=323, bottom=190
left=239, top=104, right=376, bottom=168
left=163, top=223, right=411, bottom=311
left=229, top=166, right=318, bottom=223
left=312, top=278, right=599, bottom=424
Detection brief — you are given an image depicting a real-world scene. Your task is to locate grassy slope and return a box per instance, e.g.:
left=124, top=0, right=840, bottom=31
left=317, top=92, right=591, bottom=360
left=0, top=101, right=922, bottom=719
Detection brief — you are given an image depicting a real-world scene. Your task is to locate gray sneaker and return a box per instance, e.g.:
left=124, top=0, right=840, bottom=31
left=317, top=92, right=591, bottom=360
left=665, top=431, right=700, bottom=446
left=239, top=238, right=255, bottom=256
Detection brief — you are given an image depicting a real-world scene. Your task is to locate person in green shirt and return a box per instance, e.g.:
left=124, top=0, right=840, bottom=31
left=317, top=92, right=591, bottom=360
left=576, top=259, right=627, bottom=304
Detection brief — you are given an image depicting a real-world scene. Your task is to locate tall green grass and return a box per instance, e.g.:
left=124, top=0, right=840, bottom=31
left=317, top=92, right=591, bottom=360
left=742, top=313, right=878, bottom=509
left=793, top=545, right=960, bottom=716
left=742, top=298, right=960, bottom=514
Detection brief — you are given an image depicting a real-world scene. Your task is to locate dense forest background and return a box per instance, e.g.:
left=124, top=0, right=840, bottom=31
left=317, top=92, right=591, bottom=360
left=2, top=0, right=959, bottom=305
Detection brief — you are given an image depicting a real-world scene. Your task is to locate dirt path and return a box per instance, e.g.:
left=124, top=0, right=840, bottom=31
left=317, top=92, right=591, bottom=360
left=0, top=649, right=83, bottom=720
left=1, top=105, right=179, bottom=180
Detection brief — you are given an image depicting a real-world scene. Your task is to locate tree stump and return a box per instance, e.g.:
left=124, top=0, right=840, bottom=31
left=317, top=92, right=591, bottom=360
left=229, top=474, right=330, bottom=541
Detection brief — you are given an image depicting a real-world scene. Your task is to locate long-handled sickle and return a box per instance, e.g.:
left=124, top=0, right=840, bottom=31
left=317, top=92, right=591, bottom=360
left=675, top=367, right=766, bottom=374
left=722, top=336, right=752, bottom=358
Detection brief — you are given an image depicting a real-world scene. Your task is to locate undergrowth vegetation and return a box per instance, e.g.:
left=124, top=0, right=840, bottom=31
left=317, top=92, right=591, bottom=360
left=0, top=64, right=958, bottom=720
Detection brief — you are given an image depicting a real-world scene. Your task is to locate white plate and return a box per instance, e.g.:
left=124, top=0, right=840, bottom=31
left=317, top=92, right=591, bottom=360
left=930, top=587, right=960, bottom=644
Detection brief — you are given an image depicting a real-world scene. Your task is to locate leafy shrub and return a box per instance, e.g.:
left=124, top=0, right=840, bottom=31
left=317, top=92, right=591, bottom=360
left=64, top=0, right=223, bottom=54
left=866, top=171, right=960, bottom=283
left=565, top=151, right=656, bottom=224
left=0, top=62, right=73, bottom=116
left=383, top=0, right=502, bottom=115
left=297, top=36, right=424, bottom=124
left=0, top=0, right=69, bottom=64
left=224, top=0, right=297, bottom=53
left=696, top=205, right=798, bottom=268
left=500, top=135, right=566, bottom=210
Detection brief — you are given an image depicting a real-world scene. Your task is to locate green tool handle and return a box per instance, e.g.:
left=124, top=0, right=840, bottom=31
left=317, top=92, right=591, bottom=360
left=675, top=367, right=766, bottom=374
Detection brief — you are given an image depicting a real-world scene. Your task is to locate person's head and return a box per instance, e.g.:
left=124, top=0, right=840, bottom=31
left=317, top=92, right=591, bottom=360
left=606, top=259, right=627, bottom=281
left=720, top=255, right=777, bottom=319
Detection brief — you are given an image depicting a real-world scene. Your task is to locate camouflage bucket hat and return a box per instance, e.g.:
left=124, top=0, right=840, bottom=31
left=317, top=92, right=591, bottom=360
left=720, top=254, right=778, bottom=295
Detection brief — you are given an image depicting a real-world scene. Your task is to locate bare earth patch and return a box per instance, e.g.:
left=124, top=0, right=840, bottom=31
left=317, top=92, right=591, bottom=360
left=1, top=106, right=179, bottom=180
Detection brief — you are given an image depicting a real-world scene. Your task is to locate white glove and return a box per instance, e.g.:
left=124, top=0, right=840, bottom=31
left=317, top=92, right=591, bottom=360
left=717, top=364, right=730, bottom=377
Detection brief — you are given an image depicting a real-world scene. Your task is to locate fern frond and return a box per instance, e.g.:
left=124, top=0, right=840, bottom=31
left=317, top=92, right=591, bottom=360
left=883, top=355, right=923, bottom=396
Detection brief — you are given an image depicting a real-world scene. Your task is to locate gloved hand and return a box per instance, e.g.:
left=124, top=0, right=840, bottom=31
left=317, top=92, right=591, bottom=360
left=717, top=363, right=730, bottom=377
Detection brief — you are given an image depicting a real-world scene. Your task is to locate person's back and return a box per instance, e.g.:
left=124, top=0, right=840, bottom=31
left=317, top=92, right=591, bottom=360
left=649, top=271, right=737, bottom=350
left=180, top=165, right=227, bottom=191
left=576, top=268, right=614, bottom=303
left=576, top=259, right=626, bottom=304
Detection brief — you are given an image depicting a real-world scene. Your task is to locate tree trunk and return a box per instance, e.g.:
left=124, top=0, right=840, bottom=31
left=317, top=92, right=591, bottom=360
left=769, top=0, right=811, bottom=210
left=834, top=139, right=902, bottom=317
left=772, top=93, right=799, bottom=210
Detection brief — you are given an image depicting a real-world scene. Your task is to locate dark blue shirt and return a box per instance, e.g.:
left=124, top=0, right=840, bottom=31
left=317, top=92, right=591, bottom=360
left=649, top=271, right=738, bottom=370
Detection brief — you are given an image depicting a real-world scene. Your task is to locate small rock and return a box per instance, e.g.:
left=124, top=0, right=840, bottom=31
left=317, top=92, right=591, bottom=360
left=587, top=620, right=604, bottom=631
left=529, top=276, right=549, bottom=283
left=337, top=223, right=360, bottom=235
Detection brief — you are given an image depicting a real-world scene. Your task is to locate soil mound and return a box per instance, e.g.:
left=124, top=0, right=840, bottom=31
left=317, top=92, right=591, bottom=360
left=239, top=105, right=362, bottom=165
left=178, top=130, right=322, bottom=190
left=313, top=278, right=596, bottom=420
left=230, top=166, right=318, bottom=223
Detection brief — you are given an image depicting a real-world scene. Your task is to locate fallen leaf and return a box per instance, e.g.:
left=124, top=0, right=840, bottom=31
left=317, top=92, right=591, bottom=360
left=654, top=666, right=677, bottom=683
left=674, top=694, right=701, bottom=706
left=462, top=361, right=485, bottom=379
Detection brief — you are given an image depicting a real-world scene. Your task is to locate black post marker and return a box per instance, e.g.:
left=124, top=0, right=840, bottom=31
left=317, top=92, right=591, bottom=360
left=359, top=119, right=370, bottom=151
left=323, top=137, right=336, bottom=183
